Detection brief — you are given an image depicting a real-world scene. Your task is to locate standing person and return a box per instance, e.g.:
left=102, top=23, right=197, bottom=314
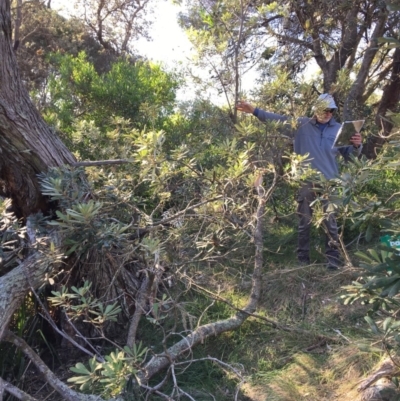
left=236, top=94, right=362, bottom=269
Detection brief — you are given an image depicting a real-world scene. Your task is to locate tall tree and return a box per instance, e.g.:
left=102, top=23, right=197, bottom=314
left=179, top=0, right=262, bottom=122
left=11, top=0, right=106, bottom=94
left=76, top=0, right=155, bottom=54
left=0, top=1, right=276, bottom=399
left=181, top=0, right=400, bottom=156
left=1, top=1, right=76, bottom=217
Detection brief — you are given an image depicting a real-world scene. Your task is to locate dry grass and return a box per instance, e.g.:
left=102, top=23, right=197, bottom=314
left=235, top=264, right=386, bottom=401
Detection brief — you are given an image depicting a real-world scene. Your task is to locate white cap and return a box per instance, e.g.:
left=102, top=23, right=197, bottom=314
left=316, top=93, right=337, bottom=109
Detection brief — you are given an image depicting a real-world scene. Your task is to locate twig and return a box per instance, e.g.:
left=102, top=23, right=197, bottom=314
left=305, top=339, right=327, bottom=352
left=71, top=159, right=133, bottom=167
left=171, top=364, right=197, bottom=401
left=180, top=274, right=305, bottom=332
left=140, top=383, right=174, bottom=401
left=126, top=272, right=155, bottom=347
left=332, top=328, right=351, bottom=343
left=301, top=282, right=308, bottom=320
left=175, top=357, right=244, bottom=379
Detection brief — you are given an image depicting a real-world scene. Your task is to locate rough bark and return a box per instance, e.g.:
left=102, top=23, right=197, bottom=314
left=0, top=250, right=53, bottom=341
left=0, top=0, right=76, bottom=218
left=363, top=47, right=400, bottom=159
left=343, top=7, right=388, bottom=121
left=358, top=358, right=400, bottom=401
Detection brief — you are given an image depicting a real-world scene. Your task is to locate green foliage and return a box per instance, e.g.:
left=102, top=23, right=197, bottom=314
left=162, top=99, right=234, bottom=156
left=337, top=120, right=400, bottom=372
left=68, top=343, right=148, bottom=396
left=39, top=166, right=141, bottom=256
left=43, top=51, right=179, bottom=138
left=12, top=1, right=103, bottom=95
left=7, top=1, right=400, bottom=400
left=0, top=200, right=26, bottom=272
left=49, top=281, right=122, bottom=325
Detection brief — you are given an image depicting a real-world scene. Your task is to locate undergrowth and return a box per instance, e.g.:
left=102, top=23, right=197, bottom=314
left=139, top=219, right=386, bottom=401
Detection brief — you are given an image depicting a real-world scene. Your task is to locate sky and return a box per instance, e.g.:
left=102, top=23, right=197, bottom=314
left=134, top=2, right=195, bottom=68
left=52, top=0, right=194, bottom=65
left=51, top=0, right=322, bottom=105
left=51, top=0, right=258, bottom=104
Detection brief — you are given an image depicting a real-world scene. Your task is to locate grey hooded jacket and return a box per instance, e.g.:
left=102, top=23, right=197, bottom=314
left=253, top=108, right=362, bottom=180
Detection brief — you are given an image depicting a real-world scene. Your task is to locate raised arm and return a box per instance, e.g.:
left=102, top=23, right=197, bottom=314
left=236, top=100, right=255, bottom=114
left=236, top=100, right=289, bottom=123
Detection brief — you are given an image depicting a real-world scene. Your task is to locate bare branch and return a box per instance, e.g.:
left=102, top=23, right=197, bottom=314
left=137, top=170, right=275, bottom=382
left=71, top=158, right=133, bottom=167
left=0, top=376, right=39, bottom=401
left=126, top=271, right=155, bottom=347
left=3, top=331, right=123, bottom=401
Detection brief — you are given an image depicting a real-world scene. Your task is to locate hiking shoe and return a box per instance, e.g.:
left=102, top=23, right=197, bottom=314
left=298, top=258, right=310, bottom=266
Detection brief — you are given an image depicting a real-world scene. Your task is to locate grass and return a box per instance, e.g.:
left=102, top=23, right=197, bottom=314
left=141, top=261, right=385, bottom=401
left=138, top=216, right=390, bottom=401
left=4, top=208, right=393, bottom=401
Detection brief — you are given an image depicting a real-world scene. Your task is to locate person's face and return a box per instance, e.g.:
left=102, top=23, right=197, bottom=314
left=315, top=108, right=335, bottom=124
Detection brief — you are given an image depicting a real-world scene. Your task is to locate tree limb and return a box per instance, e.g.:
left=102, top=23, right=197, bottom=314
left=3, top=331, right=123, bottom=401
left=71, top=159, right=133, bottom=167
left=344, top=7, right=388, bottom=120
left=0, top=376, right=39, bottom=401
left=136, top=170, right=276, bottom=383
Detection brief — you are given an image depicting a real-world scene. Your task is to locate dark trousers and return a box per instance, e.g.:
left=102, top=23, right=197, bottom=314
left=296, top=183, right=339, bottom=262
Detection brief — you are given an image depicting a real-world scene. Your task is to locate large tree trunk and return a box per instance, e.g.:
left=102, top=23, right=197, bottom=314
left=0, top=0, right=76, bottom=218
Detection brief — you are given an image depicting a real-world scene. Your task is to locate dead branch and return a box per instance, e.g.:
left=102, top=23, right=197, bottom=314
left=358, top=358, right=400, bottom=392
left=126, top=271, right=155, bottom=347
left=0, top=248, right=56, bottom=340
left=0, top=376, right=39, bottom=401
left=137, top=171, right=272, bottom=383
left=3, top=331, right=123, bottom=401
left=71, top=159, right=133, bottom=167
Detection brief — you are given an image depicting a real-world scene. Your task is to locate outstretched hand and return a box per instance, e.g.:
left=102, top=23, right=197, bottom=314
left=350, top=133, right=362, bottom=148
left=236, top=100, right=255, bottom=114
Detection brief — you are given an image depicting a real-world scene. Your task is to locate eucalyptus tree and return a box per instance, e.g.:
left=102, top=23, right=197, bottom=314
left=178, top=0, right=264, bottom=122
left=0, top=0, right=282, bottom=399
left=75, top=0, right=156, bottom=54
left=11, top=0, right=104, bottom=95
left=180, top=0, right=400, bottom=157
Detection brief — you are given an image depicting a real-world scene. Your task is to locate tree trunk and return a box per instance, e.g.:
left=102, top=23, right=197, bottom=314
left=0, top=252, right=50, bottom=340
left=0, top=0, right=76, bottom=218
left=343, top=7, right=388, bottom=121
left=363, top=47, right=400, bottom=159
